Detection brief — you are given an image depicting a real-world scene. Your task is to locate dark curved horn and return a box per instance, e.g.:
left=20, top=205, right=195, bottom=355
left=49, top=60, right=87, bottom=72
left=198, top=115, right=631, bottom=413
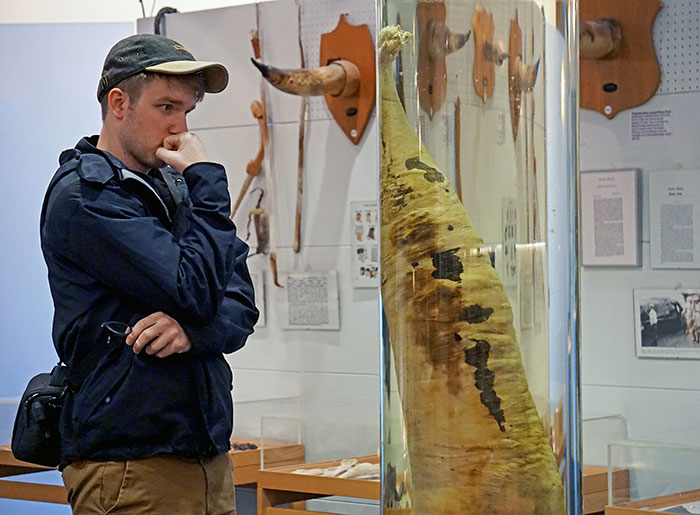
left=251, top=59, right=360, bottom=97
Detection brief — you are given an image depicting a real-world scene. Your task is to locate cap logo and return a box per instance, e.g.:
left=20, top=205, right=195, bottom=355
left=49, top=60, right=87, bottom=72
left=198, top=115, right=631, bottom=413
left=173, top=44, right=188, bottom=51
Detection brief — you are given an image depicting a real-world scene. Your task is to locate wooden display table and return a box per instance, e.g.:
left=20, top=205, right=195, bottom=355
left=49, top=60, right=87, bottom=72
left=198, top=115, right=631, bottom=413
left=584, top=466, right=630, bottom=514
left=257, top=459, right=627, bottom=515
left=0, top=439, right=304, bottom=505
left=257, top=454, right=380, bottom=514
left=605, top=488, right=700, bottom=514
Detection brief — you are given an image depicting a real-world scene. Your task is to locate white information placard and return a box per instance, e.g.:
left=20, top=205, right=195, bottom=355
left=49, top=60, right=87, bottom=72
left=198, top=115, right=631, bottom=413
left=276, top=271, right=340, bottom=331
left=650, top=169, right=700, bottom=269
left=350, top=201, right=379, bottom=288
left=580, top=169, right=640, bottom=266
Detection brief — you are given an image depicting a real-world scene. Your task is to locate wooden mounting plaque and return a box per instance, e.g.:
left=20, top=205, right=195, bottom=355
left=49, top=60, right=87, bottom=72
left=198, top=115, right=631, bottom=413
left=508, top=11, right=523, bottom=141
left=320, top=15, right=375, bottom=145
left=417, top=1, right=447, bottom=119
left=580, top=0, right=663, bottom=119
left=473, top=8, right=496, bottom=102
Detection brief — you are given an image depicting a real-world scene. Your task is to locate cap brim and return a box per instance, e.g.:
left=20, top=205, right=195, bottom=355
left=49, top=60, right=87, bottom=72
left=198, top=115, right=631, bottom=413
left=145, top=60, right=229, bottom=93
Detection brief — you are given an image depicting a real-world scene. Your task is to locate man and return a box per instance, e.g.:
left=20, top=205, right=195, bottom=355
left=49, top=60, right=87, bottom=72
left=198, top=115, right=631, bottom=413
left=648, top=306, right=658, bottom=346
left=40, top=34, right=258, bottom=514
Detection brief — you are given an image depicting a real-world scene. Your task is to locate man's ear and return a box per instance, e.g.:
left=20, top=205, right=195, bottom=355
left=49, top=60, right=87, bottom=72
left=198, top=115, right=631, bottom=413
left=107, top=88, right=129, bottom=120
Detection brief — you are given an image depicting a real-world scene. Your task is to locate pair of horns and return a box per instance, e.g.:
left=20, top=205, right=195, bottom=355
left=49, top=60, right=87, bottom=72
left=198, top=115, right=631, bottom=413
left=252, top=58, right=360, bottom=97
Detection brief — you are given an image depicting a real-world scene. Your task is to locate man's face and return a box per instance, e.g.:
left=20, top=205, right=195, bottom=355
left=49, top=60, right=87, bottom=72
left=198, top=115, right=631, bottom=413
left=118, top=75, right=198, bottom=172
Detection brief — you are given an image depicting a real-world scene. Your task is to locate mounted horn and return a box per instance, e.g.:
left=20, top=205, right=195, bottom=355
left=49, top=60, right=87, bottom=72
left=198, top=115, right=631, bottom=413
left=426, top=20, right=471, bottom=59
left=251, top=58, right=360, bottom=98
left=580, top=18, right=622, bottom=60
left=511, top=56, right=541, bottom=92
left=483, top=40, right=509, bottom=65
left=580, top=0, right=661, bottom=119
left=251, top=14, right=375, bottom=145
left=417, top=1, right=470, bottom=118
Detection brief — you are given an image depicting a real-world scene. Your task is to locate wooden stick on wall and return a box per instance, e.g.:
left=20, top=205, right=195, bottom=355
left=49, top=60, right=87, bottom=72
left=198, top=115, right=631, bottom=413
left=294, top=3, right=306, bottom=254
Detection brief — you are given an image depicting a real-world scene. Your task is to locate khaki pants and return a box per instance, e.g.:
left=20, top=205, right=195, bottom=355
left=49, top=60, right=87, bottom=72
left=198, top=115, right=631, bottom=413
left=62, top=453, right=236, bottom=514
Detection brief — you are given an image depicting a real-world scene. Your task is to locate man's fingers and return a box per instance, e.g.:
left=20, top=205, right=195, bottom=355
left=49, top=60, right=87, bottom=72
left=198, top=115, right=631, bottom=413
left=155, top=147, right=176, bottom=162
left=89, top=317, right=190, bottom=357
left=161, top=133, right=184, bottom=150
left=132, top=325, right=159, bottom=354
left=155, top=339, right=192, bottom=358
left=143, top=333, right=168, bottom=355
left=156, top=132, right=209, bottom=173
left=143, top=326, right=180, bottom=355
left=125, top=311, right=192, bottom=357
left=125, top=314, right=158, bottom=346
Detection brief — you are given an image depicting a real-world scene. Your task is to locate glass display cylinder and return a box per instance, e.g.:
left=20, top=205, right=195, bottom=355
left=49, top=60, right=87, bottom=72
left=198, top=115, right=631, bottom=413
left=378, top=1, right=579, bottom=514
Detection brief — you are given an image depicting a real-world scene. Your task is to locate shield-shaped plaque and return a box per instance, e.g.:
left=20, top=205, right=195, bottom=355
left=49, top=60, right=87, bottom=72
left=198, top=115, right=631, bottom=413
left=320, top=15, right=376, bottom=145
left=581, top=0, right=662, bottom=119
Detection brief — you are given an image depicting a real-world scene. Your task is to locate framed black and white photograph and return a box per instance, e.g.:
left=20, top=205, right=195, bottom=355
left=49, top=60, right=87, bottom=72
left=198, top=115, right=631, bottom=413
left=580, top=169, right=641, bottom=267
left=634, top=288, right=700, bottom=359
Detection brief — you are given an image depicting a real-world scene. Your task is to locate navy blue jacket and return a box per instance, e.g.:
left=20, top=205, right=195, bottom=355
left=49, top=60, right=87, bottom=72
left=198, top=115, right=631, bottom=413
left=40, top=136, right=258, bottom=468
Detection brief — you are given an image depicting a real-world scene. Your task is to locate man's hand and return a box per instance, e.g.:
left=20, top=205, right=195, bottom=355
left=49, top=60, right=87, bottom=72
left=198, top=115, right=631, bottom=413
left=156, top=132, right=209, bottom=173
left=125, top=312, right=192, bottom=358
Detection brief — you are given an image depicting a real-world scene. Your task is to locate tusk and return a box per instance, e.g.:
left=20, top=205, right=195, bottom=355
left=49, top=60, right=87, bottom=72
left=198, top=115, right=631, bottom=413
left=512, top=56, right=540, bottom=92
left=581, top=18, right=622, bottom=59
left=426, top=21, right=471, bottom=59
left=251, top=58, right=360, bottom=97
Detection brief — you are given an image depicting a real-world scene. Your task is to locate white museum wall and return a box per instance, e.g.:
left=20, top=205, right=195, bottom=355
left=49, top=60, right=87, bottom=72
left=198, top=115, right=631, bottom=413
left=0, top=19, right=133, bottom=515
left=579, top=0, right=700, bottom=455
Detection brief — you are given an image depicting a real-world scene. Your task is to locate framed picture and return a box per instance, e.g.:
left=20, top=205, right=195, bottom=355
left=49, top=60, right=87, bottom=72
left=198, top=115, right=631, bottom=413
left=649, top=169, right=700, bottom=269
left=350, top=201, right=379, bottom=288
left=634, top=288, right=700, bottom=359
left=580, top=169, right=641, bottom=266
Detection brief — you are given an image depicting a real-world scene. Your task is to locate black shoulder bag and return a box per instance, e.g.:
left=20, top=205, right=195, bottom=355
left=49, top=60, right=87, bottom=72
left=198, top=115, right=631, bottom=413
left=11, top=364, right=70, bottom=467
left=11, top=321, right=131, bottom=467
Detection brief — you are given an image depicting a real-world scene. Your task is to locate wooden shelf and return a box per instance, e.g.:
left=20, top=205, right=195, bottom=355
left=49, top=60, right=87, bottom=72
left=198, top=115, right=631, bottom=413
left=584, top=466, right=630, bottom=514
left=606, top=488, right=700, bottom=514
left=0, top=439, right=304, bottom=505
left=232, top=439, right=305, bottom=486
left=257, top=455, right=379, bottom=514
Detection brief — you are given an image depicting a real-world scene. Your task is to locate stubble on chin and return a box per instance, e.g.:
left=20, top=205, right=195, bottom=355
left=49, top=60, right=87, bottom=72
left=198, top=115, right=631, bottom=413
left=126, top=143, right=164, bottom=172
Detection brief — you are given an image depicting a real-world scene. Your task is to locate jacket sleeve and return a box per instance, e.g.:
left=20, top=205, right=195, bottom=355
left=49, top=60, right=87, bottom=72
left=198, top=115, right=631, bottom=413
left=181, top=237, right=260, bottom=355
left=44, top=162, right=236, bottom=324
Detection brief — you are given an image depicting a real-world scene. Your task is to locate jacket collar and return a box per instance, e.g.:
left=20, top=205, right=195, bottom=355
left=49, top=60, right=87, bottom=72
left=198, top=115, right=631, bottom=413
left=61, top=136, right=174, bottom=224
left=60, top=136, right=132, bottom=185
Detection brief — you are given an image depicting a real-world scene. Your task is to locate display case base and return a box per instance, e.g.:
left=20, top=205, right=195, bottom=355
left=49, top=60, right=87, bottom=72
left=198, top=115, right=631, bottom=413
left=605, top=488, right=700, bottom=514
left=584, top=466, right=630, bottom=514
left=257, top=454, right=380, bottom=514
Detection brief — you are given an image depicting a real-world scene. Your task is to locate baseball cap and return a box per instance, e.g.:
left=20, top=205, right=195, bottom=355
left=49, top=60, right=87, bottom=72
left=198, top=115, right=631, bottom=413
left=97, top=34, right=229, bottom=101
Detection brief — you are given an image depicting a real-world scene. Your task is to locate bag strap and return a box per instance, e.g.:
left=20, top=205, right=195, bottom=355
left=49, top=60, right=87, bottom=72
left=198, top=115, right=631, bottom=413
left=158, top=168, right=184, bottom=207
